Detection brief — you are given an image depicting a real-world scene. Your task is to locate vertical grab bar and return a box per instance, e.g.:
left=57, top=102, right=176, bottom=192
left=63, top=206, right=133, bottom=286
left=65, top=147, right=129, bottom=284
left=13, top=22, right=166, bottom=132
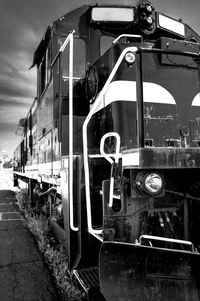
left=68, top=32, right=79, bottom=231
left=52, top=30, right=78, bottom=231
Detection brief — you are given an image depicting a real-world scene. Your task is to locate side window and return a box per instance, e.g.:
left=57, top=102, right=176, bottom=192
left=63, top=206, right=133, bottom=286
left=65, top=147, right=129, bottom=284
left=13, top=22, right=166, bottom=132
left=100, top=36, right=115, bottom=55
left=40, top=57, right=46, bottom=95
left=39, top=44, right=52, bottom=96
left=59, top=36, right=85, bottom=80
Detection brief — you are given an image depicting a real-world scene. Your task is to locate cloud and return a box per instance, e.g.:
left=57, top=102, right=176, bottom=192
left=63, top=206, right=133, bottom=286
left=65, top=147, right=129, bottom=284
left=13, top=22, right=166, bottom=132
left=0, top=97, right=29, bottom=107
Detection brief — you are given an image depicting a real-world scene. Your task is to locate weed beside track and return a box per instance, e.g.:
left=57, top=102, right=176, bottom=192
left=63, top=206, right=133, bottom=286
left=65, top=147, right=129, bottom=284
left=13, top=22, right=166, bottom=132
left=15, top=188, right=85, bottom=301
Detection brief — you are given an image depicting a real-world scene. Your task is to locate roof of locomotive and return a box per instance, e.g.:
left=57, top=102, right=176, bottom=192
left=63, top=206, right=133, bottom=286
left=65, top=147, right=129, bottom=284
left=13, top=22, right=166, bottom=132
left=30, top=5, right=90, bottom=67
left=53, top=5, right=89, bottom=33
left=31, top=3, right=200, bottom=68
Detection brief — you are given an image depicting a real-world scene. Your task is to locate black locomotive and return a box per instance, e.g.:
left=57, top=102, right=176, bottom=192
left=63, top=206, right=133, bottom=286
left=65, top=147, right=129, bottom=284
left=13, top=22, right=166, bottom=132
left=13, top=1, right=200, bottom=299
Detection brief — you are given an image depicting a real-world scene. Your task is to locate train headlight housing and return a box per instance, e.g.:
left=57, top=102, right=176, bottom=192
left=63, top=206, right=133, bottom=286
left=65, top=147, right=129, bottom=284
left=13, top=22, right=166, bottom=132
left=125, top=51, right=136, bottom=64
left=136, top=0, right=156, bottom=34
left=136, top=172, right=163, bottom=196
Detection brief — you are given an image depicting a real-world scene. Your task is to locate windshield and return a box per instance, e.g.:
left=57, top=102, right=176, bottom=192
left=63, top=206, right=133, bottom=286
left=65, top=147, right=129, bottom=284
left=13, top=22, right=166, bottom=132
left=100, top=35, right=115, bottom=55
left=60, top=36, right=85, bottom=79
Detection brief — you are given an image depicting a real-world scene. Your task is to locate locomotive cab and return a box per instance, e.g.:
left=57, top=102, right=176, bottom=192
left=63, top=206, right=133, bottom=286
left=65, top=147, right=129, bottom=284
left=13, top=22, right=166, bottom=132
left=82, top=2, right=200, bottom=299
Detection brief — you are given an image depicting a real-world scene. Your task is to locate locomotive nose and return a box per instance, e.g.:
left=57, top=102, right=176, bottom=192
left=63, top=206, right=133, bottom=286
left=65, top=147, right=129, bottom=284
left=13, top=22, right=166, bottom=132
left=99, top=241, right=200, bottom=301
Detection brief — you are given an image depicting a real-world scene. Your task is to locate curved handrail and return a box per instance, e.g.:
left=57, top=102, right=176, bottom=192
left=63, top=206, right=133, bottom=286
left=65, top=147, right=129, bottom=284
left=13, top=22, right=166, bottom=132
left=113, top=34, right=143, bottom=44
left=100, top=132, right=121, bottom=207
left=83, top=47, right=138, bottom=235
left=138, top=235, right=195, bottom=252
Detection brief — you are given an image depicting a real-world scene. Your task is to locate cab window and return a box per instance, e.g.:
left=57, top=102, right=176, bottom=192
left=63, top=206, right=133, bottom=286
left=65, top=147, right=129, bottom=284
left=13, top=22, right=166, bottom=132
left=100, top=35, right=115, bottom=55
left=39, top=44, right=52, bottom=96
left=60, top=36, right=85, bottom=80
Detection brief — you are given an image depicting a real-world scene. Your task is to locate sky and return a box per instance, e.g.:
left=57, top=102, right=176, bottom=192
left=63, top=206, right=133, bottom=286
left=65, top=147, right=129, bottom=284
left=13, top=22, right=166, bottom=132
left=0, top=0, right=200, bottom=158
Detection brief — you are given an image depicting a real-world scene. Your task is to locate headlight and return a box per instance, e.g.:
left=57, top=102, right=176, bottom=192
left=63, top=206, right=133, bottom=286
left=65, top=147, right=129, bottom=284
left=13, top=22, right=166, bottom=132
left=146, top=16, right=153, bottom=25
left=125, top=51, right=136, bottom=64
left=136, top=172, right=163, bottom=196
left=144, top=173, right=163, bottom=194
left=145, top=4, right=153, bottom=13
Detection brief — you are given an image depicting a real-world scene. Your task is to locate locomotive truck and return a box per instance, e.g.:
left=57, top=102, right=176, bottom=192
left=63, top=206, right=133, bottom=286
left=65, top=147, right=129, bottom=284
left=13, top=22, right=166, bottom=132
left=13, top=0, right=200, bottom=299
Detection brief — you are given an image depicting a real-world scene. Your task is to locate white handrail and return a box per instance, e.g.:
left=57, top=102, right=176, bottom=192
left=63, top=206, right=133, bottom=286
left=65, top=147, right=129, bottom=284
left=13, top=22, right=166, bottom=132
left=113, top=34, right=143, bottom=44
left=83, top=47, right=138, bottom=235
left=100, top=132, right=121, bottom=165
left=100, top=132, right=121, bottom=208
left=50, top=30, right=75, bottom=68
left=139, top=235, right=194, bottom=251
left=57, top=31, right=78, bottom=231
left=68, top=32, right=79, bottom=231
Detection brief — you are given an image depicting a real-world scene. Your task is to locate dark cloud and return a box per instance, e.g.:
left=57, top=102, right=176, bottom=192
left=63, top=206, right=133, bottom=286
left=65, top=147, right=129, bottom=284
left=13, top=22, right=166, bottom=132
left=0, top=121, right=18, bottom=132
left=0, top=98, right=29, bottom=107
left=0, top=80, right=35, bottom=99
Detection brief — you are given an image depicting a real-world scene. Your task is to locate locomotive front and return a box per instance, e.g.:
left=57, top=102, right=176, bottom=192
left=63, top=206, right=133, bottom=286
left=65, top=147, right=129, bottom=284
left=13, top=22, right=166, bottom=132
left=83, top=1, right=200, bottom=299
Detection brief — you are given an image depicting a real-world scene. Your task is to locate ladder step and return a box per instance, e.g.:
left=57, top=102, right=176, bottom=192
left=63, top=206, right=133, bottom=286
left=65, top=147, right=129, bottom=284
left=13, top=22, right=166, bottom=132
left=74, top=267, right=99, bottom=292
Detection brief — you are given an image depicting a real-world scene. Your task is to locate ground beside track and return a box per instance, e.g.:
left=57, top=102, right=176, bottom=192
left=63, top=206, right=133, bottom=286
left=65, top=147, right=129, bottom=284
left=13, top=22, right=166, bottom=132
left=0, top=169, right=59, bottom=301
